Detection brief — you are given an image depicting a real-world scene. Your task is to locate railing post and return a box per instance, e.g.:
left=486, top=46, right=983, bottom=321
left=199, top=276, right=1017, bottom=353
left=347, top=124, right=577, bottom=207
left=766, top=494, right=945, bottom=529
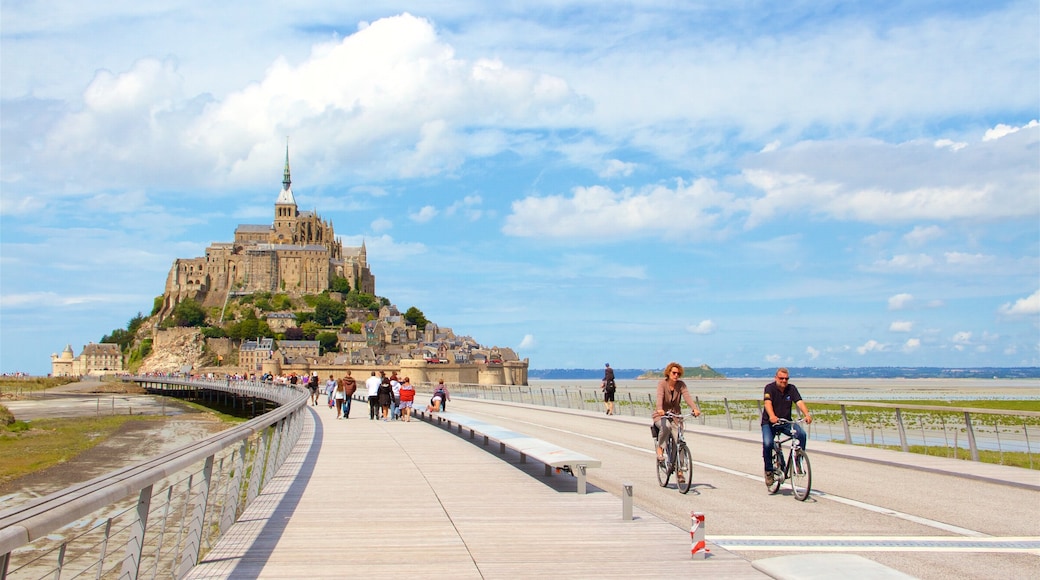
left=120, top=484, right=153, bottom=580
left=965, top=411, right=980, bottom=461
left=176, top=455, right=215, bottom=578
left=246, top=431, right=270, bottom=505
left=840, top=405, right=852, bottom=444
left=95, top=518, right=112, bottom=580
left=895, top=408, right=909, bottom=452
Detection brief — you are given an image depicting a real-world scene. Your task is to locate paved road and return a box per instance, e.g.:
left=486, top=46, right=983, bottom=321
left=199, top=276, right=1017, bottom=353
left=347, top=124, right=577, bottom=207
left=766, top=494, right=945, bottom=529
left=445, top=398, right=1040, bottom=580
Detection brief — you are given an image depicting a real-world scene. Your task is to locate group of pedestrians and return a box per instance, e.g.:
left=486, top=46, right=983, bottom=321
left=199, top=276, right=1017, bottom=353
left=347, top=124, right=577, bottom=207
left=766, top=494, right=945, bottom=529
left=361, top=370, right=427, bottom=422
left=307, top=371, right=358, bottom=418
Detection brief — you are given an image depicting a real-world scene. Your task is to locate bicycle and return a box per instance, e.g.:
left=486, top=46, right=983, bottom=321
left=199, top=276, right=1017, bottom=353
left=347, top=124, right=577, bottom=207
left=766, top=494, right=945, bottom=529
left=766, top=418, right=812, bottom=501
left=654, top=412, right=693, bottom=494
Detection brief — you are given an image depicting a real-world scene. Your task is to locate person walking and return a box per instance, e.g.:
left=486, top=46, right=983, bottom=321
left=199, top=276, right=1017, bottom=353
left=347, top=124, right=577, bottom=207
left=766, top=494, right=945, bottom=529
left=398, top=377, right=416, bottom=422
left=602, top=363, right=617, bottom=415
left=365, top=371, right=381, bottom=420
left=332, top=375, right=346, bottom=418
left=325, top=374, right=337, bottom=409
left=389, top=373, right=402, bottom=420
left=339, top=371, right=357, bottom=419
left=308, top=372, right=320, bottom=405
left=378, top=372, right=393, bottom=421
left=761, top=368, right=813, bottom=486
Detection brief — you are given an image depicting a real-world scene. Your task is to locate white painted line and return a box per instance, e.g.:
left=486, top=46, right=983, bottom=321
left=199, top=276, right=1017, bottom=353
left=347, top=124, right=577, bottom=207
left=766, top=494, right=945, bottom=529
left=490, top=411, right=991, bottom=538
left=710, top=535, right=1040, bottom=553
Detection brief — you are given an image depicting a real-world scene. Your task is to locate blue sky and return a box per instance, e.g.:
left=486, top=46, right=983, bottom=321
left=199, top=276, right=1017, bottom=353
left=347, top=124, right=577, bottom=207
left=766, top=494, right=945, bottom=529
left=1, top=1, right=1038, bottom=375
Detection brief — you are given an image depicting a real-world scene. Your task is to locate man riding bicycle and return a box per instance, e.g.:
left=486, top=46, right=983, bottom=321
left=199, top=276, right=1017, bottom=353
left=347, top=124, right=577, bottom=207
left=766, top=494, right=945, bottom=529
left=761, top=367, right=812, bottom=486
left=654, top=362, right=702, bottom=467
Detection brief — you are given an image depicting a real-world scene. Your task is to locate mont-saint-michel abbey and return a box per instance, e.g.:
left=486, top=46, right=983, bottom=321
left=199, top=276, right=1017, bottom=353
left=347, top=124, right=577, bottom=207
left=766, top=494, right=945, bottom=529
left=159, top=149, right=375, bottom=316
left=53, top=148, right=528, bottom=386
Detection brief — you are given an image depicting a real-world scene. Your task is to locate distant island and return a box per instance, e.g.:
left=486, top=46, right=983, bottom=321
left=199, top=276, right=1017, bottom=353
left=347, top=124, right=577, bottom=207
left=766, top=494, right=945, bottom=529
left=528, top=366, right=1040, bottom=380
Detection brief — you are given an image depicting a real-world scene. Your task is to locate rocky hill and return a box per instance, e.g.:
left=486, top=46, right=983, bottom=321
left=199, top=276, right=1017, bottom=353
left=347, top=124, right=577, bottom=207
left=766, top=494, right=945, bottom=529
left=138, top=327, right=207, bottom=374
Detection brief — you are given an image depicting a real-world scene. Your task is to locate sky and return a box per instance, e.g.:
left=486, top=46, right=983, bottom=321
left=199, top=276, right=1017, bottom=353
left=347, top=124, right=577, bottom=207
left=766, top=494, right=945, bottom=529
left=1, top=1, right=1038, bottom=375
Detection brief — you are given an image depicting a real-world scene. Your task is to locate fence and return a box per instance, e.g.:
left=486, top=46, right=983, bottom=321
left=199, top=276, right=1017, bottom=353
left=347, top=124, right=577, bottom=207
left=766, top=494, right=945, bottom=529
left=0, top=378, right=308, bottom=579
left=421, top=382, right=1040, bottom=468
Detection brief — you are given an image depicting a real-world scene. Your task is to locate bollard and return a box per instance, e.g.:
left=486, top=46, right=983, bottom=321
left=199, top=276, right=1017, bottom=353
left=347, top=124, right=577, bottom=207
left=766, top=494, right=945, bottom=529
left=690, top=511, right=706, bottom=560
left=622, top=483, right=633, bottom=521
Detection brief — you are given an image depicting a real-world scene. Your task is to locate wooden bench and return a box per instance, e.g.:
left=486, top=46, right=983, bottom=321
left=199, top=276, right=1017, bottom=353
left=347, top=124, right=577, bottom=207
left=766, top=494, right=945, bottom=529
left=418, top=410, right=602, bottom=493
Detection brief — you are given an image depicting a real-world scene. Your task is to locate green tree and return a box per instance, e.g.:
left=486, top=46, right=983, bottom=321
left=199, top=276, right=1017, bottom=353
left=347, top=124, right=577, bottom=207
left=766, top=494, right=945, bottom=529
left=330, top=275, right=352, bottom=293
left=300, top=321, right=321, bottom=340
left=403, top=306, right=429, bottom=331
left=314, top=297, right=346, bottom=326
left=316, top=331, right=338, bottom=353
left=151, top=296, right=163, bottom=316
left=170, top=299, right=206, bottom=327
left=271, top=294, right=292, bottom=310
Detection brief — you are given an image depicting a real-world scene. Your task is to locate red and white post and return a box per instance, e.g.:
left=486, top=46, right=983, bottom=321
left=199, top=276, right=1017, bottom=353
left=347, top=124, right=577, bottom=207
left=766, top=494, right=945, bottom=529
left=690, top=511, right=706, bottom=560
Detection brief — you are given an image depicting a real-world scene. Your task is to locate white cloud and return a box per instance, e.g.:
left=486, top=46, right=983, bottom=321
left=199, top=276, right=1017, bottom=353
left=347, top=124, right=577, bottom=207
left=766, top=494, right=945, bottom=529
left=856, top=339, right=886, bottom=354
left=806, top=346, right=820, bottom=360
left=870, top=254, right=935, bottom=271
left=686, top=320, right=717, bottom=335
left=889, top=321, right=914, bottom=332
left=600, top=159, right=637, bottom=178
left=410, top=205, right=438, bottom=223
left=903, top=338, right=921, bottom=352
left=765, top=354, right=782, bottom=363
left=888, top=293, right=914, bottom=310
left=503, top=178, right=729, bottom=240
left=371, top=218, right=393, bottom=232
left=518, top=334, right=537, bottom=349
left=934, top=139, right=966, bottom=151
left=944, top=252, right=991, bottom=266
left=998, top=289, right=1040, bottom=317
left=952, top=331, right=972, bottom=344
left=903, top=225, right=943, bottom=246
left=740, top=125, right=1040, bottom=228
left=444, top=195, right=484, bottom=221
left=983, top=119, right=1039, bottom=141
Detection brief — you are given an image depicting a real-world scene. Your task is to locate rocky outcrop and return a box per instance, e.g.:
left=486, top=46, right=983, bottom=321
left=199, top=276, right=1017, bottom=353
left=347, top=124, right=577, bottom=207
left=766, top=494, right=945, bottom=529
left=139, top=328, right=207, bottom=373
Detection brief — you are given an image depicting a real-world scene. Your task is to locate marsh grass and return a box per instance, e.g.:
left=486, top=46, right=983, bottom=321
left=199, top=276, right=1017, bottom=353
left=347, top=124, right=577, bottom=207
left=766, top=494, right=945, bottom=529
left=0, top=415, right=166, bottom=485
left=0, top=376, right=78, bottom=394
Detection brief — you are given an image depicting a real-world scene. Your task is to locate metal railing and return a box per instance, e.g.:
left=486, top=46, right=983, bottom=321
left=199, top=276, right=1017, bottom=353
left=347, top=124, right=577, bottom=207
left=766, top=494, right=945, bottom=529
left=422, top=382, right=1040, bottom=468
left=0, top=378, right=308, bottom=579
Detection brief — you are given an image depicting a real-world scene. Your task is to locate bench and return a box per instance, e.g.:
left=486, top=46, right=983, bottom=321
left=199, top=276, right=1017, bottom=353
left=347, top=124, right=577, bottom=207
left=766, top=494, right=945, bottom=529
left=418, top=410, right=602, bottom=494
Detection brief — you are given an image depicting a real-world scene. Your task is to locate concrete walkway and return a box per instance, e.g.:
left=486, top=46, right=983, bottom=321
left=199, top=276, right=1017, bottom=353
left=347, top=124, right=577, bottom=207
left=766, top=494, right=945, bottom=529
left=187, top=403, right=767, bottom=579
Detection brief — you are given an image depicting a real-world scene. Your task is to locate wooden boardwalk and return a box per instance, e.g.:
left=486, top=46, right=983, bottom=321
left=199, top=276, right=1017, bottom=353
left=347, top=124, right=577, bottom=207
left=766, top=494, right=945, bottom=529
left=187, top=404, right=766, bottom=579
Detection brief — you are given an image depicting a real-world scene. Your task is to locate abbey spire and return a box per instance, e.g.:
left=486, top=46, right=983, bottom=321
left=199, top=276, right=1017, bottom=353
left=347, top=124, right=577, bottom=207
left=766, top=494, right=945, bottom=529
left=275, top=140, right=297, bottom=207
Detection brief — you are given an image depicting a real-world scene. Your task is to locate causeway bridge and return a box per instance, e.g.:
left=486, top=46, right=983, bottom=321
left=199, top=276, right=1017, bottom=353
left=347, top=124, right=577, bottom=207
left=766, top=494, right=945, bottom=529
left=2, top=378, right=1038, bottom=579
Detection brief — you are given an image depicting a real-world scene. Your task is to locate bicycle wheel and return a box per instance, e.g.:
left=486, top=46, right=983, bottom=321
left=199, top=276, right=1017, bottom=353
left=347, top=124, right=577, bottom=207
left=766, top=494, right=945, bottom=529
left=656, top=440, right=672, bottom=487
left=766, top=448, right=783, bottom=494
left=676, top=442, right=693, bottom=494
left=790, top=448, right=812, bottom=501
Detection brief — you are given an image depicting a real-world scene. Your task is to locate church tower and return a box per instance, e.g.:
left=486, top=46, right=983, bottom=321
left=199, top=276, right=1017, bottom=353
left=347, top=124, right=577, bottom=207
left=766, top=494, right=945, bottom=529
left=272, top=142, right=298, bottom=244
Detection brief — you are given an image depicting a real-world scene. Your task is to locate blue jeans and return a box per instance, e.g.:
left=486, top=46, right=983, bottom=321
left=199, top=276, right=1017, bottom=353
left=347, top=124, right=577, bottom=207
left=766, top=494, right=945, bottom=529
left=762, top=422, right=806, bottom=472
left=341, top=397, right=352, bottom=418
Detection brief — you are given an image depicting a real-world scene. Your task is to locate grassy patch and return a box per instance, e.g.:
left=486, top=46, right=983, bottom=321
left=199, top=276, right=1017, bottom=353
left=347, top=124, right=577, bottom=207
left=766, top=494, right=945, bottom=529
left=868, top=443, right=1039, bottom=470
left=0, top=415, right=165, bottom=485
left=0, top=376, right=78, bottom=394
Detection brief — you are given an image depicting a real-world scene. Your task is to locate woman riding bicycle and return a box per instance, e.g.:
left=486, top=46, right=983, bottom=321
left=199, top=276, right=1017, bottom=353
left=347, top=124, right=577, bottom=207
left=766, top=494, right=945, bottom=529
left=654, top=362, right=702, bottom=465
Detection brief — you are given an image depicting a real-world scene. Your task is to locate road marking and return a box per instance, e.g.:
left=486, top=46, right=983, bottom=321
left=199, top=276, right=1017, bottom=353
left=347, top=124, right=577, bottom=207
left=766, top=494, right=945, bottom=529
left=709, top=535, right=1040, bottom=553
left=487, top=411, right=991, bottom=538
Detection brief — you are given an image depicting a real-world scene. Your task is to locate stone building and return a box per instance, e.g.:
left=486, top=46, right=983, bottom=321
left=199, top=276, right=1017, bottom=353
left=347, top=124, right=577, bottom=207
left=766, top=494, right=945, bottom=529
left=51, top=343, right=124, bottom=376
left=158, top=146, right=375, bottom=319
